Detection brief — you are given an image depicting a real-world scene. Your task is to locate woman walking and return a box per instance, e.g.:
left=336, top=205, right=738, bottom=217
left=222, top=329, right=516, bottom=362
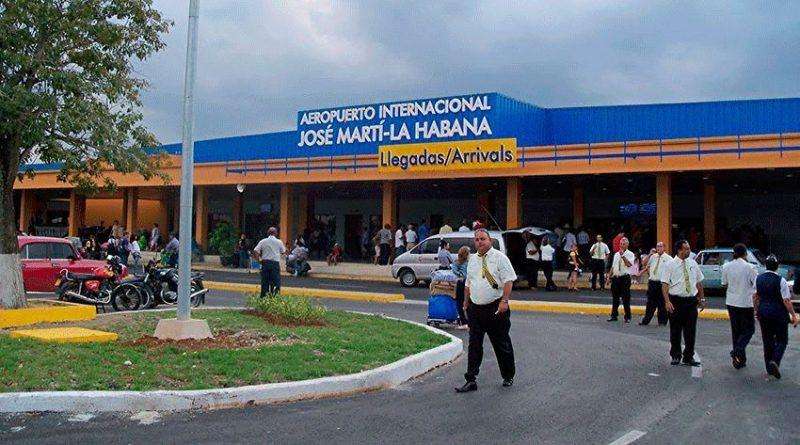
left=754, top=255, right=799, bottom=379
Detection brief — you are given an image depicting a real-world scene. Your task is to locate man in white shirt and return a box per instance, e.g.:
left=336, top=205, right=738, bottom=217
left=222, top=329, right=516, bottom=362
left=662, top=239, right=705, bottom=366
left=722, top=243, right=758, bottom=369
left=523, top=231, right=539, bottom=289
left=539, top=236, right=557, bottom=291
left=589, top=235, right=611, bottom=291
left=394, top=224, right=406, bottom=259
left=455, top=229, right=517, bottom=393
left=639, top=242, right=670, bottom=326
left=405, top=224, right=418, bottom=251
left=457, top=220, right=470, bottom=232
left=607, top=237, right=635, bottom=322
left=376, top=224, right=392, bottom=265
left=253, top=227, right=286, bottom=297
left=439, top=223, right=453, bottom=234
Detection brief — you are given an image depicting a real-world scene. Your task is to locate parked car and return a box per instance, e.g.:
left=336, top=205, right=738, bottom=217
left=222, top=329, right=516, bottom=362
left=390, top=227, right=551, bottom=287
left=18, top=236, right=123, bottom=292
left=695, top=247, right=791, bottom=291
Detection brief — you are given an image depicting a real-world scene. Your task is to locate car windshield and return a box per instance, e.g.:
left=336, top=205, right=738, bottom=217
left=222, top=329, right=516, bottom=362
left=700, top=252, right=733, bottom=265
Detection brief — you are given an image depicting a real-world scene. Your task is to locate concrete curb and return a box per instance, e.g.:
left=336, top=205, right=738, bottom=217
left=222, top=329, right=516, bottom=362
left=0, top=313, right=461, bottom=413
left=0, top=300, right=95, bottom=329
left=204, top=281, right=405, bottom=303
left=508, top=300, right=729, bottom=320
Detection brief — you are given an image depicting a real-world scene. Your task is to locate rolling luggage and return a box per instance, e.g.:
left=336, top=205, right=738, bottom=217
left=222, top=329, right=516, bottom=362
left=427, top=294, right=459, bottom=325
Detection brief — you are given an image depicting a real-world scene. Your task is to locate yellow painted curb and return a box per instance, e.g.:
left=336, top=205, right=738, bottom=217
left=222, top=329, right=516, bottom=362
left=509, top=300, right=729, bottom=320
left=204, top=281, right=405, bottom=303
left=0, top=302, right=96, bottom=329
left=10, top=327, right=118, bottom=343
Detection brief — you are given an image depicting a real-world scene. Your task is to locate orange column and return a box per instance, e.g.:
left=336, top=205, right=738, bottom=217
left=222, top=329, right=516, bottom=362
left=297, top=187, right=308, bottom=234
left=125, top=188, right=139, bottom=234
left=232, top=192, right=243, bottom=233
left=382, top=181, right=397, bottom=229
left=656, top=173, right=673, bottom=253
left=194, top=186, right=208, bottom=249
left=704, top=183, right=716, bottom=249
left=68, top=190, right=86, bottom=237
left=573, top=185, right=584, bottom=228
left=279, top=184, right=293, bottom=246
left=18, top=190, right=33, bottom=233
left=506, top=178, right=522, bottom=229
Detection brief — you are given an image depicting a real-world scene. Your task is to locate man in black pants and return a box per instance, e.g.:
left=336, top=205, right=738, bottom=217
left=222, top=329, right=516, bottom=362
left=607, top=237, right=634, bottom=322
left=455, top=229, right=517, bottom=393
left=639, top=241, right=670, bottom=326
left=721, top=243, right=757, bottom=368
left=523, top=231, right=539, bottom=288
left=589, top=235, right=610, bottom=290
left=662, top=240, right=705, bottom=366
left=253, top=227, right=286, bottom=297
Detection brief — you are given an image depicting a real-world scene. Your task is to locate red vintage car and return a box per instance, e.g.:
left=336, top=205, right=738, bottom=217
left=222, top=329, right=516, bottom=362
left=18, top=236, right=118, bottom=292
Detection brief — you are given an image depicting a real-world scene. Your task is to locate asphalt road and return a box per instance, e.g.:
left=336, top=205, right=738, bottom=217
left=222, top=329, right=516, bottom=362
left=3, top=290, right=799, bottom=444
left=199, top=268, right=729, bottom=310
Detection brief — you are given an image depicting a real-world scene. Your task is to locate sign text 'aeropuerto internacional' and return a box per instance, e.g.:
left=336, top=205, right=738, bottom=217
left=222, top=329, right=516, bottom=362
left=378, top=138, right=517, bottom=173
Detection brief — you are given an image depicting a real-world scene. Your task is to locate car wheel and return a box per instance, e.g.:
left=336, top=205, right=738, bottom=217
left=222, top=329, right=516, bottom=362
left=399, top=269, right=417, bottom=287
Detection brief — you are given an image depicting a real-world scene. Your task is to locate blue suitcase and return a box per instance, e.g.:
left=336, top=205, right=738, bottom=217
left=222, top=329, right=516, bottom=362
left=427, top=294, right=459, bottom=325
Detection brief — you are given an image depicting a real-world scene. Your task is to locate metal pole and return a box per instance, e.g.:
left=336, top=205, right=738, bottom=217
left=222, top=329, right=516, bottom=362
left=177, top=0, right=199, bottom=321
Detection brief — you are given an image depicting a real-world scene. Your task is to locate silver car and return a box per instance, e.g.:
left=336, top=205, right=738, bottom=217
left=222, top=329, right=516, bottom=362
left=696, top=248, right=791, bottom=290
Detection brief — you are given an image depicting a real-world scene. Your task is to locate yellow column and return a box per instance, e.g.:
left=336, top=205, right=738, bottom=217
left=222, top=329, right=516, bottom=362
left=573, top=185, right=584, bottom=228
left=506, top=178, right=522, bottom=229
left=194, top=186, right=208, bottom=249
left=125, top=188, right=139, bottom=234
left=656, top=173, right=673, bottom=253
left=382, top=181, right=397, bottom=229
left=68, top=190, right=85, bottom=237
left=704, top=183, right=716, bottom=248
left=280, top=184, right=293, bottom=246
left=18, top=190, right=33, bottom=233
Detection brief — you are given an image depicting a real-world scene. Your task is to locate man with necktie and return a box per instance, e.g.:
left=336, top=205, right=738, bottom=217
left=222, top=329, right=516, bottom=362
left=662, top=240, right=705, bottom=366
left=639, top=242, right=670, bottom=326
left=607, top=237, right=635, bottom=322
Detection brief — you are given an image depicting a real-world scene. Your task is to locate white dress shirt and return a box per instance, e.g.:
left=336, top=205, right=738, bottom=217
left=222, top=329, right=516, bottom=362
left=395, top=229, right=404, bottom=248
left=611, top=250, right=636, bottom=277
left=647, top=253, right=670, bottom=282
left=540, top=244, right=555, bottom=261
left=253, top=235, right=286, bottom=262
left=721, top=258, right=757, bottom=308
left=661, top=257, right=704, bottom=297
left=405, top=230, right=418, bottom=244
left=590, top=242, right=610, bottom=260
left=525, top=241, right=538, bottom=260
left=465, top=248, right=517, bottom=305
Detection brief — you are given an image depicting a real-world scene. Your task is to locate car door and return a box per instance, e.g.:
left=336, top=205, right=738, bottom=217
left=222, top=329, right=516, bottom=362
left=415, top=238, right=441, bottom=278
left=20, top=242, right=52, bottom=292
left=47, top=242, right=78, bottom=291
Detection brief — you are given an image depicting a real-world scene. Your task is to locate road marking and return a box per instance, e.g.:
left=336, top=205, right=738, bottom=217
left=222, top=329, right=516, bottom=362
left=647, top=373, right=660, bottom=377
left=608, top=429, right=647, bottom=445
left=400, top=299, right=427, bottom=306
left=67, top=413, right=95, bottom=422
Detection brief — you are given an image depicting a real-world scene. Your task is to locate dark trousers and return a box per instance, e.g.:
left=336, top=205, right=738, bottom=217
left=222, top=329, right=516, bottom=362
left=641, top=280, right=667, bottom=325
left=590, top=259, right=606, bottom=290
left=610, top=275, right=632, bottom=320
left=758, top=315, right=789, bottom=370
left=465, top=299, right=515, bottom=382
left=727, top=305, right=755, bottom=363
left=669, top=296, right=698, bottom=361
left=525, top=259, right=539, bottom=288
left=539, top=260, right=556, bottom=290
left=379, top=243, right=390, bottom=265
left=259, top=260, right=281, bottom=297
left=455, top=279, right=467, bottom=324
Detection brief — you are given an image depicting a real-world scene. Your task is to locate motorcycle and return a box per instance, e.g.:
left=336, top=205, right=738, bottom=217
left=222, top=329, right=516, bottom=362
left=285, top=257, right=311, bottom=277
left=125, top=259, right=207, bottom=309
left=55, top=256, right=142, bottom=311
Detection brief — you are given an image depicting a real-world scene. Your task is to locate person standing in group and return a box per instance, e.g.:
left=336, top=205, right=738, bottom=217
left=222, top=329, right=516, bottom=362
left=437, top=239, right=453, bottom=270
left=451, top=245, right=471, bottom=330
left=577, top=227, right=590, bottom=262
left=394, top=224, right=406, bottom=259
left=567, top=244, right=582, bottom=292
left=439, top=222, right=453, bottom=234
left=236, top=233, right=250, bottom=269
left=458, top=220, right=470, bottom=232
left=524, top=231, right=539, bottom=289
left=662, top=240, right=705, bottom=366
left=418, top=221, right=430, bottom=244
left=455, top=229, right=517, bottom=393
left=721, top=243, right=758, bottom=368
left=253, top=227, right=286, bottom=297
left=405, top=224, right=418, bottom=251
left=754, top=255, right=799, bottom=379
left=376, top=224, right=392, bottom=265
left=163, top=233, right=179, bottom=267
left=612, top=228, right=626, bottom=253
left=128, top=233, right=142, bottom=274
left=562, top=228, right=577, bottom=269
left=639, top=242, right=670, bottom=326
left=118, top=231, right=130, bottom=265
left=607, top=237, right=635, bottom=322
left=149, top=223, right=161, bottom=251
left=589, top=235, right=610, bottom=291
left=539, top=236, right=557, bottom=291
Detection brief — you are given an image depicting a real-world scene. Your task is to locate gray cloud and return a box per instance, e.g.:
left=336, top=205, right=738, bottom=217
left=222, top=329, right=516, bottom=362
left=136, top=1, right=800, bottom=145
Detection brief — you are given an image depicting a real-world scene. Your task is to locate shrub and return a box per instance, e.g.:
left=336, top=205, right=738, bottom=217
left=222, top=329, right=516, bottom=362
left=245, top=293, right=327, bottom=325
left=208, top=222, right=238, bottom=257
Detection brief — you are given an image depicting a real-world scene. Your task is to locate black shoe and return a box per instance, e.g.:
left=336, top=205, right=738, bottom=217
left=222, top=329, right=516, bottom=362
left=502, top=379, right=513, bottom=387
left=767, top=361, right=781, bottom=379
left=682, top=360, right=701, bottom=367
left=732, top=356, right=745, bottom=370
left=671, top=358, right=681, bottom=366
left=455, top=381, right=478, bottom=393
left=624, top=318, right=631, bottom=324
left=638, top=321, right=649, bottom=326
left=607, top=317, right=618, bottom=322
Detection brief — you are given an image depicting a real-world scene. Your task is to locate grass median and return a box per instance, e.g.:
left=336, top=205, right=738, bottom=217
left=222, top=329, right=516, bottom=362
left=0, top=298, right=448, bottom=392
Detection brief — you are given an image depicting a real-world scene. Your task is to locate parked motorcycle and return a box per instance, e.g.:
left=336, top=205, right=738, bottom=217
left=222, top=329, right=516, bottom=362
left=285, top=257, right=311, bottom=277
left=55, top=256, right=141, bottom=311
left=125, top=259, right=207, bottom=309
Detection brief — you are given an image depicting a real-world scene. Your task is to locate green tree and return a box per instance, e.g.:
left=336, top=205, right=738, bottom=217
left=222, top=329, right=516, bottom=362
left=0, top=0, right=171, bottom=308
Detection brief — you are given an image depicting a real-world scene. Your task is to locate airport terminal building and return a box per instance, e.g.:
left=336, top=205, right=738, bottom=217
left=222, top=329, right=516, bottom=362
left=14, top=93, right=800, bottom=259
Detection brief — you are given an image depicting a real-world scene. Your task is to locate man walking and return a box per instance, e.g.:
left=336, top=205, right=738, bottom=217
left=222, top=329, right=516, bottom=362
left=539, top=237, right=557, bottom=291
left=662, top=240, right=705, bottom=366
left=589, top=235, right=610, bottom=291
left=253, top=227, right=286, bottom=297
left=721, top=243, right=758, bottom=369
left=376, top=224, right=392, bottom=265
left=607, top=237, right=635, bottom=322
left=455, top=229, right=517, bottom=393
left=754, top=255, right=799, bottom=379
left=524, top=231, right=539, bottom=289
left=639, top=242, right=670, bottom=326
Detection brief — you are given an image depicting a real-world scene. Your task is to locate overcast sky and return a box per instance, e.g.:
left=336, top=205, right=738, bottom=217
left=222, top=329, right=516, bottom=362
left=137, top=1, right=800, bottom=144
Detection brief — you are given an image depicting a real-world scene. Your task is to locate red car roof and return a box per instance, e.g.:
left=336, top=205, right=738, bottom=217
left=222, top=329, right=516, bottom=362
left=18, top=236, right=73, bottom=245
